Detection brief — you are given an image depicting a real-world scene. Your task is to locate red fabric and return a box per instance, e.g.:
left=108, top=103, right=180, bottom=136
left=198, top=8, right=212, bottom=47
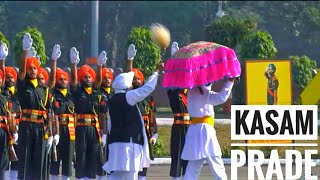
left=132, top=68, right=144, bottom=82
left=102, top=68, right=113, bottom=81
left=78, top=65, right=96, bottom=82
left=54, top=101, right=59, bottom=108
left=39, top=68, right=49, bottom=83
left=56, top=68, right=70, bottom=82
left=26, top=57, right=41, bottom=72
left=5, top=67, right=17, bottom=81
left=0, top=69, right=3, bottom=79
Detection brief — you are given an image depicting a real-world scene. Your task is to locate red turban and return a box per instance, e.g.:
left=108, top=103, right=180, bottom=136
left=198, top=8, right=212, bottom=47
left=38, top=68, right=49, bottom=83
left=132, top=68, right=144, bottom=82
left=102, top=68, right=113, bottom=81
left=78, top=65, right=96, bottom=82
left=5, top=67, right=17, bottom=81
left=26, top=57, right=41, bottom=72
left=56, top=68, right=69, bottom=82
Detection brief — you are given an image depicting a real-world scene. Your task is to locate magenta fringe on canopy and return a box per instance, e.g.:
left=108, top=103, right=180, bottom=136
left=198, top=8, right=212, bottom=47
left=162, top=42, right=241, bottom=89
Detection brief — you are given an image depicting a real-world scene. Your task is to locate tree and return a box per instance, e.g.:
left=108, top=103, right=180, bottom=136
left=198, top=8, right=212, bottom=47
left=290, top=55, right=317, bottom=92
left=126, top=27, right=161, bottom=76
left=0, top=32, right=9, bottom=48
left=239, top=31, right=277, bottom=59
left=205, top=16, right=257, bottom=49
left=13, top=27, right=47, bottom=66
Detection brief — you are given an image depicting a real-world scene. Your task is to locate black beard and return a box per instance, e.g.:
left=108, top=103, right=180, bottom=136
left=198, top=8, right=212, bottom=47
left=6, top=82, right=14, bottom=87
left=83, top=82, right=92, bottom=87
left=58, top=84, right=67, bottom=89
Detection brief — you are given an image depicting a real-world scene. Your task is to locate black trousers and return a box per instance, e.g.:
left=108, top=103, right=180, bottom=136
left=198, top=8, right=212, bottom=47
left=0, top=128, right=9, bottom=180
left=50, top=125, right=74, bottom=177
left=170, top=124, right=189, bottom=177
left=96, top=144, right=107, bottom=177
left=75, top=126, right=100, bottom=179
left=17, top=121, right=45, bottom=180
left=5, top=143, right=19, bottom=172
left=42, top=139, right=51, bottom=180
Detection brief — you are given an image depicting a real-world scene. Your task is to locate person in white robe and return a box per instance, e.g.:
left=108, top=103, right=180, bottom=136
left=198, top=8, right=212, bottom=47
left=180, top=75, right=235, bottom=179
left=102, top=46, right=164, bottom=180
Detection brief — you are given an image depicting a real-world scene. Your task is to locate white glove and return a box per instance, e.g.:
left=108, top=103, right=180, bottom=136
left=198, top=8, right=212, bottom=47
left=70, top=47, right=80, bottom=64
left=171, top=42, right=179, bottom=56
left=102, top=134, right=107, bottom=147
left=0, top=43, right=8, bottom=60
left=47, top=136, right=53, bottom=149
left=23, top=33, right=33, bottom=50
left=127, top=44, right=137, bottom=60
left=13, top=133, right=18, bottom=143
left=150, top=133, right=158, bottom=145
left=51, top=44, right=61, bottom=61
left=27, top=47, right=37, bottom=58
left=97, top=51, right=108, bottom=66
left=53, top=134, right=60, bottom=146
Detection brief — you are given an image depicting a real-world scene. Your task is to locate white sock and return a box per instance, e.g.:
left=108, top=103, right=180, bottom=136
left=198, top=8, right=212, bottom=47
left=138, top=175, right=146, bottom=180
left=10, top=170, right=18, bottom=180
left=50, top=175, right=59, bottom=180
left=62, top=175, right=70, bottom=180
left=4, top=170, right=10, bottom=180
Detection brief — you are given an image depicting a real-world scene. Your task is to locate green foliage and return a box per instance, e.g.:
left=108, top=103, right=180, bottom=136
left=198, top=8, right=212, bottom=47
left=153, top=137, right=164, bottom=157
left=240, top=31, right=278, bottom=59
left=205, top=17, right=257, bottom=49
left=126, top=27, right=161, bottom=76
left=290, top=55, right=317, bottom=91
left=0, top=32, right=9, bottom=48
left=13, top=27, right=47, bottom=67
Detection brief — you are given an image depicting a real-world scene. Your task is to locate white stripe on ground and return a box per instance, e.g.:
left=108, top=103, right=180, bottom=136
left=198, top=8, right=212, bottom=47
left=157, top=118, right=320, bottom=126
left=151, top=158, right=320, bottom=165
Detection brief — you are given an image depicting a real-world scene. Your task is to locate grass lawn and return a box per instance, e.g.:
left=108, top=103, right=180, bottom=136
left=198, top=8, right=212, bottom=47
left=156, top=124, right=320, bottom=158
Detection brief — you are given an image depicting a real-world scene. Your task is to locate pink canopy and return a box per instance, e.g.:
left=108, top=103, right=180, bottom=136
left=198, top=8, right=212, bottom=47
left=162, top=41, right=241, bottom=89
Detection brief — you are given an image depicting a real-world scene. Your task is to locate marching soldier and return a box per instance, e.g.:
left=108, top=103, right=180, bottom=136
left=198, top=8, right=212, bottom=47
left=50, top=68, right=75, bottom=180
left=167, top=42, right=190, bottom=180
left=0, top=43, right=18, bottom=180
left=16, top=33, right=55, bottom=180
left=39, top=45, right=60, bottom=180
left=69, top=47, right=107, bottom=180
left=96, top=67, right=114, bottom=179
left=3, top=66, right=20, bottom=180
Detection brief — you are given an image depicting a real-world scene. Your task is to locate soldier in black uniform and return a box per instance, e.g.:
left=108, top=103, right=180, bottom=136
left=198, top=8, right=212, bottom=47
left=16, top=33, right=53, bottom=180
left=3, top=66, right=20, bottom=180
left=69, top=47, right=107, bottom=180
left=0, top=43, right=18, bottom=180
left=168, top=42, right=190, bottom=180
left=97, top=67, right=114, bottom=179
left=50, top=68, right=75, bottom=180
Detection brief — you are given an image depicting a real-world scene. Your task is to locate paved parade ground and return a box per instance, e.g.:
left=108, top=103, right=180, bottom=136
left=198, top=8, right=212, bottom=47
left=46, top=164, right=319, bottom=180
left=147, top=164, right=320, bottom=180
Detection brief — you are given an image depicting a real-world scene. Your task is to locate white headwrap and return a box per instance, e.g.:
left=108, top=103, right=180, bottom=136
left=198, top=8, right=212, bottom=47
left=112, top=71, right=134, bottom=90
